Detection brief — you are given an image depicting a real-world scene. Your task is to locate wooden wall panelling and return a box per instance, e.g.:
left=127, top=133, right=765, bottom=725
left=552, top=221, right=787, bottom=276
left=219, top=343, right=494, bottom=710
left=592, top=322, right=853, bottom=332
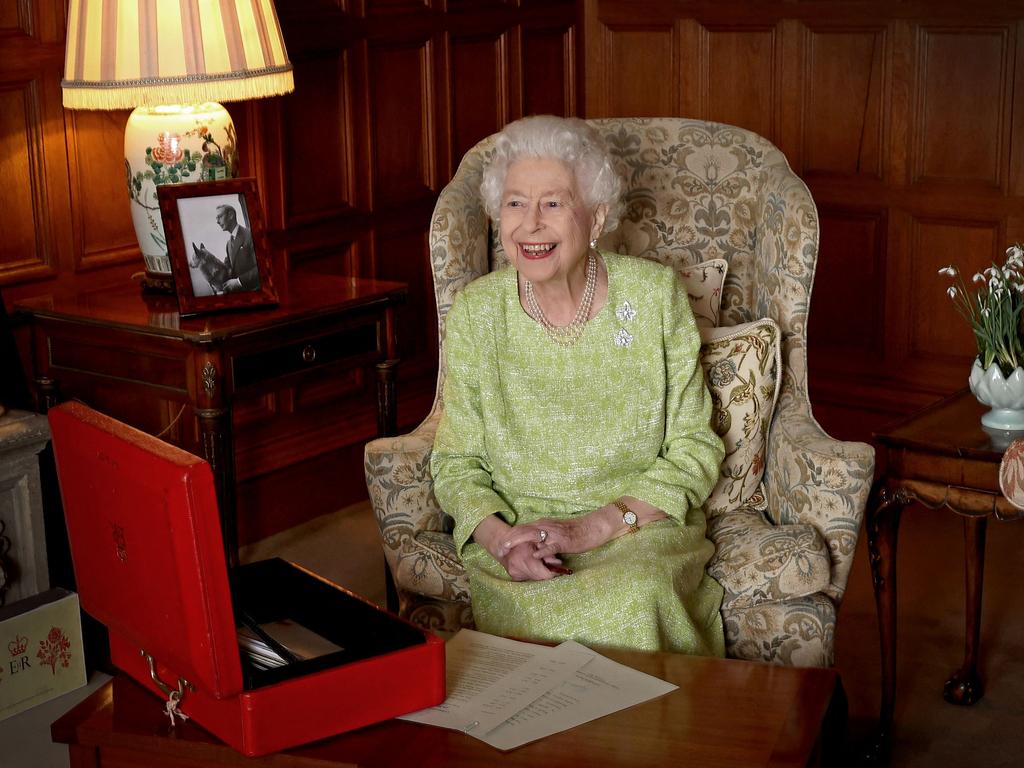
left=369, top=37, right=436, bottom=207
left=449, top=31, right=507, bottom=165
left=808, top=206, right=887, bottom=367
left=802, top=24, right=887, bottom=179
left=64, top=109, right=139, bottom=272
left=583, top=2, right=1024, bottom=444
left=520, top=23, right=575, bottom=117
left=908, top=217, right=1002, bottom=368
left=0, top=79, right=58, bottom=283
left=280, top=53, right=357, bottom=229
left=0, top=0, right=70, bottom=288
left=700, top=23, right=778, bottom=142
left=913, top=25, right=1011, bottom=190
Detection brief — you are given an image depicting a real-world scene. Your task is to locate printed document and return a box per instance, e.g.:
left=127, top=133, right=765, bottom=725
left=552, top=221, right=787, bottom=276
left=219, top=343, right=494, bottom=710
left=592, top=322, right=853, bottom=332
left=399, top=630, right=678, bottom=750
left=398, top=629, right=595, bottom=735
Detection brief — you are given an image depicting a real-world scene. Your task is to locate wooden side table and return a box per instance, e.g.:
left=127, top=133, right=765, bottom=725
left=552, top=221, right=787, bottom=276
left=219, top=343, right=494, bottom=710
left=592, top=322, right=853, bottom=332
left=13, top=273, right=406, bottom=565
left=867, top=389, right=1024, bottom=751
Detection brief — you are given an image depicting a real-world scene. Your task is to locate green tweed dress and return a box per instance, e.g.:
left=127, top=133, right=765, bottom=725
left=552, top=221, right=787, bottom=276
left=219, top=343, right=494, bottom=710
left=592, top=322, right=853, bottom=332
left=431, top=253, right=726, bottom=656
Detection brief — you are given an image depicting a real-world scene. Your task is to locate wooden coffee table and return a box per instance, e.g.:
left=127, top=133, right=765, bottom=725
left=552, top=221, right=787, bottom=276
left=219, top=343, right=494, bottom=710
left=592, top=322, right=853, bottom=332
left=53, top=651, right=842, bottom=767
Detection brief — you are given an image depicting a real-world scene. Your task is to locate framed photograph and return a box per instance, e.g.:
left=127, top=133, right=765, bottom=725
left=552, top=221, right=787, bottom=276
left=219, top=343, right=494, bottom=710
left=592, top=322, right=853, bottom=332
left=157, top=178, right=278, bottom=317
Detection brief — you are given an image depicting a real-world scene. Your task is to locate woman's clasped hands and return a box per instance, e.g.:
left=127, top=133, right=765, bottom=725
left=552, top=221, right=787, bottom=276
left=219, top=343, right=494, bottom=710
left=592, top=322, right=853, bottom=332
left=473, top=509, right=619, bottom=581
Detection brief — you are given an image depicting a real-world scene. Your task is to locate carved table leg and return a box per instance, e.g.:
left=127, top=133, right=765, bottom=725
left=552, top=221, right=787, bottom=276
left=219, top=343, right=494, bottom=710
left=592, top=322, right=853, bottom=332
left=943, top=514, right=988, bottom=705
left=196, top=407, right=237, bottom=568
left=375, top=359, right=398, bottom=438
left=864, top=481, right=907, bottom=762
left=34, top=376, right=60, bottom=413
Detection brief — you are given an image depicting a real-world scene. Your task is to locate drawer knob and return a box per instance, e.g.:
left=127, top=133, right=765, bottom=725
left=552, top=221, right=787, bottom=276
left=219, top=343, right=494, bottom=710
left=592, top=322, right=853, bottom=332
left=302, top=344, right=317, bottom=363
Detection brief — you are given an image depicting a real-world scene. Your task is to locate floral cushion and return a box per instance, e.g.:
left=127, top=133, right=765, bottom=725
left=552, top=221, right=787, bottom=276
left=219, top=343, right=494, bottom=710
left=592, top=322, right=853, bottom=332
left=700, top=318, right=782, bottom=517
left=707, top=488, right=831, bottom=609
left=677, top=258, right=727, bottom=328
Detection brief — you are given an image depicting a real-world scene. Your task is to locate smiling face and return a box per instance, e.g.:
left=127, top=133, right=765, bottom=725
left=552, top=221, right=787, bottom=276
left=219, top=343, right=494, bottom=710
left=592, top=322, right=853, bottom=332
left=499, top=157, right=606, bottom=288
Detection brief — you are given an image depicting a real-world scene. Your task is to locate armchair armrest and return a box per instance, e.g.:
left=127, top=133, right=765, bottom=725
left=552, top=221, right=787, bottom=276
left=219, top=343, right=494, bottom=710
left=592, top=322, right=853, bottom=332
left=364, top=411, right=470, bottom=604
left=764, top=387, right=875, bottom=601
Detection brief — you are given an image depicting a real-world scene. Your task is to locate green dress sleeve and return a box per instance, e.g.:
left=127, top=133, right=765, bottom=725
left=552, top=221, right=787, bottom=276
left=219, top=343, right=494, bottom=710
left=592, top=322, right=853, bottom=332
left=430, top=292, right=515, bottom=556
left=621, top=268, right=724, bottom=524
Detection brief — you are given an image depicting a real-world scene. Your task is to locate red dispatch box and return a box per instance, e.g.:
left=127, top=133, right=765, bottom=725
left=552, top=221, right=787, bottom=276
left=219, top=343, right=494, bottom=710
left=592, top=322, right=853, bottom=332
left=47, top=402, right=445, bottom=757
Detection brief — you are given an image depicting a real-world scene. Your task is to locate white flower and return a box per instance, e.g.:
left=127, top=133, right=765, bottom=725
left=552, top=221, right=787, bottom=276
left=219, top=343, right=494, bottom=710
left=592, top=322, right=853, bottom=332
left=974, top=273, right=985, bottom=283
left=616, top=301, right=637, bottom=322
left=614, top=328, right=634, bottom=347
left=938, top=266, right=957, bottom=276
left=982, top=307, right=991, bottom=317
left=948, top=286, right=958, bottom=298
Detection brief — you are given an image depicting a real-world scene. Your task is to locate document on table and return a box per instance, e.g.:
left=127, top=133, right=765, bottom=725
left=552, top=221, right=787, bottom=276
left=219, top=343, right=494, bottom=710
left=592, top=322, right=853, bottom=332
left=398, top=629, right=596, bottom=736
left=398, top=630, right=678, bottom=751
left=478, top=640, right=677, bottom=751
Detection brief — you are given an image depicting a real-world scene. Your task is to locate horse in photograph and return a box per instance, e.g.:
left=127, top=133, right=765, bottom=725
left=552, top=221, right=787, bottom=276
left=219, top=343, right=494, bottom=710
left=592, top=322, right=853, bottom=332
left=190, top=242, right=231, bottom=295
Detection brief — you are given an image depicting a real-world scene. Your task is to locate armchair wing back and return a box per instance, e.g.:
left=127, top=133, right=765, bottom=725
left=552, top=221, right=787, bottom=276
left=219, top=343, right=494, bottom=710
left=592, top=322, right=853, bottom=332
left=365, top=118, right=875, bottom=666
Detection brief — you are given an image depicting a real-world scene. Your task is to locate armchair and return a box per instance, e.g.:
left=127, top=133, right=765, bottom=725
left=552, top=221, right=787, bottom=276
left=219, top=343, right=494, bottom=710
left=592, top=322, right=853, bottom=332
left=365, top=118, right=875, bottom=666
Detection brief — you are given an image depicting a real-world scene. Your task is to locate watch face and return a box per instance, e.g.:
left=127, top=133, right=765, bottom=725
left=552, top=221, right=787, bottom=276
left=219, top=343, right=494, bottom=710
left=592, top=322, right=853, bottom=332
left=623, top=510, right=638, bottom=526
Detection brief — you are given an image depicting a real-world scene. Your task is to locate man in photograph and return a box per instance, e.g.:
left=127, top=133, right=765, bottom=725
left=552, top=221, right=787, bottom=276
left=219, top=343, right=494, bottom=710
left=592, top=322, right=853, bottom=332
left=216, top=203, right=259, bottom=292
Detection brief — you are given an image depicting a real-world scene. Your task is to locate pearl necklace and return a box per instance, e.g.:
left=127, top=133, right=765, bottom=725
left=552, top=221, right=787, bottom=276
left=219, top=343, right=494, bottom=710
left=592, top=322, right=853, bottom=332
left=523, top=252, right=598, bottom=347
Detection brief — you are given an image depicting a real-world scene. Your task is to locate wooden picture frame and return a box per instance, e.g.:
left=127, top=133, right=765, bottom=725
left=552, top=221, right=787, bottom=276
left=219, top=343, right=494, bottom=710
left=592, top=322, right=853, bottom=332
left=158, top=178, right=278, bottom=318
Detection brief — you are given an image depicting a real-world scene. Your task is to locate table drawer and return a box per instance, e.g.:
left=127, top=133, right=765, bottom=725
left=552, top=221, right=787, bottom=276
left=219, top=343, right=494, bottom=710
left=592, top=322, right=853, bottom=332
left=232, top=322, right=380, bottom=390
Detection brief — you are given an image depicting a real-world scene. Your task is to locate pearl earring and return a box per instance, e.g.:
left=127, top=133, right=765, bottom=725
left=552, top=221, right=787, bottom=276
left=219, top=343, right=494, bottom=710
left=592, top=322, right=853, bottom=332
left=589, top=238, right=598, bottom=250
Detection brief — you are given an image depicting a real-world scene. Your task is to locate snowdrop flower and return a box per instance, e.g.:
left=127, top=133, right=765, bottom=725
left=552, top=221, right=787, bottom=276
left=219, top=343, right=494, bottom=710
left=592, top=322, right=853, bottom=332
left=938, top=266, right=957, bottom=276
left=948, top=286, right=958, bottom=298
left=974, top=273, right=986, bottom=283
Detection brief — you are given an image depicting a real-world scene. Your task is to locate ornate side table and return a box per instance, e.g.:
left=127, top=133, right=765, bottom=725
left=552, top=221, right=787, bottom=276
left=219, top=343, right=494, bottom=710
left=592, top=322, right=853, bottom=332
left=14, top=272, right=406, bottom=566
left=868, top=389, right=1024, bottom=751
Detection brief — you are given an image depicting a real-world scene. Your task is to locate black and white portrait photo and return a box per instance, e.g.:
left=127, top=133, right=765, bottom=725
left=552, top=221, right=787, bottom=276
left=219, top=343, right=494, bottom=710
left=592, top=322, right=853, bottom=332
left=175, top=193, right=261, bottom=298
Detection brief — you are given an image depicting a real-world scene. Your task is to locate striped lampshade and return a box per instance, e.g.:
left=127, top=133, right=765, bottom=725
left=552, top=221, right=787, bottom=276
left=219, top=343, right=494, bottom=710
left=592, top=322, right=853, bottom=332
left=62, top=0, right=294, bottom=110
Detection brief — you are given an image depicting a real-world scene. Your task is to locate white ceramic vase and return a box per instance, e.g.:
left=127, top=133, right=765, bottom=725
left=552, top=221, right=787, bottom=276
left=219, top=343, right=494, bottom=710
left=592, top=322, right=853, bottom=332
left=968, top=359, right=1024, bottom=430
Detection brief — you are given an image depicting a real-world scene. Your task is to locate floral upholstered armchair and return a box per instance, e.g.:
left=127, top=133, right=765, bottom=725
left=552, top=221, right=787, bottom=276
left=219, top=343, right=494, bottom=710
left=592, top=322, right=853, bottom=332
left=365, top=118, right=875, bottom=667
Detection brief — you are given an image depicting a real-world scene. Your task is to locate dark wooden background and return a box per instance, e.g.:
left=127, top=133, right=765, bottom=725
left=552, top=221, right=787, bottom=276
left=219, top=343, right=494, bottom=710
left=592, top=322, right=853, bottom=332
left=3, top=0, right=1022, bottom=539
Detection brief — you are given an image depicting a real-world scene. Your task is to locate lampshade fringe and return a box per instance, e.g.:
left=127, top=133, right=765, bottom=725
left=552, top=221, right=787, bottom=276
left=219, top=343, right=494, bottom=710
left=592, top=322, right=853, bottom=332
left=62, top=70, right=294, bottom=111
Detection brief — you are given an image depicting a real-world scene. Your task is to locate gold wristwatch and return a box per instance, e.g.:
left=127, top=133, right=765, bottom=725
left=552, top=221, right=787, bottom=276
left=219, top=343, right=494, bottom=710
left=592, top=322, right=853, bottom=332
left=613, top=500, right=639, bottom=534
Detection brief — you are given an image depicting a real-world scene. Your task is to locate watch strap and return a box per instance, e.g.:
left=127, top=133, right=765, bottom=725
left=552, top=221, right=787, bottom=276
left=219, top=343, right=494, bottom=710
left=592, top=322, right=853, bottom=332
left=613, top=499, right=639, bottom=533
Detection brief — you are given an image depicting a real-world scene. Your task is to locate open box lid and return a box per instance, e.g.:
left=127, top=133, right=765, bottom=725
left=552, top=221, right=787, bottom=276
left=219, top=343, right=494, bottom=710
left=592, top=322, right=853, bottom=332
left=49, top=402, right=244, bottom=698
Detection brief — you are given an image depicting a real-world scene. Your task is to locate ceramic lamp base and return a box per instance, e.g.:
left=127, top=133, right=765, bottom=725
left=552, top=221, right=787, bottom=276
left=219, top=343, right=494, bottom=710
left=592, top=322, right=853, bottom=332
left=124, top=103, right=238, bottom=291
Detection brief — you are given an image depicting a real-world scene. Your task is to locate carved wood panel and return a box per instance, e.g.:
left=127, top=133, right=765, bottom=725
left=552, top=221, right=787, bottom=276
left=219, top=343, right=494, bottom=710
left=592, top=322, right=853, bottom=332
left=369, top=39, right=435, bottom=206
left=0, top=81, right=49, bottom=279
left=282, top=54, right=354, bottom=227
left=65, top=109, right=138, bottom=270
left=450, top=33, right=505, bottom=163
left=910, top=218, right=1001, bottom=364
left=914, top=26, right=1010, bottom=189
left=803, top=27, right=885, bottom=179
left=810, top=207, right=886, bottom=363
left=522, top=25, right=573, bottom=117
left=604, top=25, right=675, bottom=117
left=702, top=25, right=777, bottom=141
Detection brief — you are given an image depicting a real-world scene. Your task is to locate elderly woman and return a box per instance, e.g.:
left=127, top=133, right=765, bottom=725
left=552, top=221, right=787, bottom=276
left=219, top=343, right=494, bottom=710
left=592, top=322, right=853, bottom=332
left=430, top=116, right=725, bottom=656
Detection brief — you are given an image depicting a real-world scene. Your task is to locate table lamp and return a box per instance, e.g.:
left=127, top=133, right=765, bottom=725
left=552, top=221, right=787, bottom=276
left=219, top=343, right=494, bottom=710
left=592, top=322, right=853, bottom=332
left=61, top=0, right=294, bottom=292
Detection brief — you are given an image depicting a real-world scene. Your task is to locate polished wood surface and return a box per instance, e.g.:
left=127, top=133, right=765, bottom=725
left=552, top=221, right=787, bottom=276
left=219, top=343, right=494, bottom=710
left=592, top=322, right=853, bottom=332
left=866, top=389, right=1024, bottom=757
left=53, top=652, right=841, bottom=768
left=13, top=273, right=406, bottom=557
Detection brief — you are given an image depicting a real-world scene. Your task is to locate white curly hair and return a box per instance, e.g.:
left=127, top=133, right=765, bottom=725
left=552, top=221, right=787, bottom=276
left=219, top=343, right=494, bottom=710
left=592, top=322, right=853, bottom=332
left=480, top=115, right=623, bottom=233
